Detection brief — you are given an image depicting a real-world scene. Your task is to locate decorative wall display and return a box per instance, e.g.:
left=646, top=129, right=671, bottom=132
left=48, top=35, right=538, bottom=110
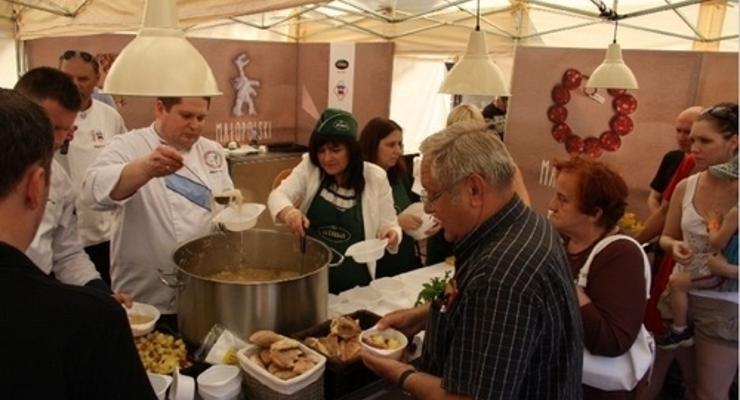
left=26, top=36, right=393, bottom=146
left=230, top=53, right=261, bottom=117
left=327, top=43, right=356, bottom=112
left=548, top=68, right=638, bottom=158
left=506, top=46, right=737, bottom=219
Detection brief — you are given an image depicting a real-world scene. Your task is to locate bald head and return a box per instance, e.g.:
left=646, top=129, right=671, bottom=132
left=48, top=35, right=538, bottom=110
left=674, top=106, right=702, bottom=152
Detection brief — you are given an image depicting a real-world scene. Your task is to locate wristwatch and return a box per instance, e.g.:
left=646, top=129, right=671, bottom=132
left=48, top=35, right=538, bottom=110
left=398, top=367, right=418, bottom=392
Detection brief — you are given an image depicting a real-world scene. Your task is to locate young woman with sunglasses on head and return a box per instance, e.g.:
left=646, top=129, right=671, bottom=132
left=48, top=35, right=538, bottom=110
left=657, top=103, right=738, bottom=400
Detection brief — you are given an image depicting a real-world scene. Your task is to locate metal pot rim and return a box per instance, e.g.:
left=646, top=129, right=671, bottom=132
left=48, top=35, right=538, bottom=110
left=172, top=229, right=333, bottom=285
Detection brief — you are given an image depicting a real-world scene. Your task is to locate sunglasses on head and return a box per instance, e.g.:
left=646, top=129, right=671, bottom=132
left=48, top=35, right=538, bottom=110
left=705, top=105, right=739, bottom=132
left=60, top=50, right=94, bottom=63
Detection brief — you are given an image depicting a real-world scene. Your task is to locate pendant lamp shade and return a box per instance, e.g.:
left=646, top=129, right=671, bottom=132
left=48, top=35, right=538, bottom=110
left=439, top=30, right=509, bottom=96
left=585, top=43, right=638, bottom=89
left=103, top=0, right=221, bottom=97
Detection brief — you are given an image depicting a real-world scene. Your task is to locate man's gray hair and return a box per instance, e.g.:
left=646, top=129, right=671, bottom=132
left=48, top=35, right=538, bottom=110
left=420, top=121, right=516, bottom=190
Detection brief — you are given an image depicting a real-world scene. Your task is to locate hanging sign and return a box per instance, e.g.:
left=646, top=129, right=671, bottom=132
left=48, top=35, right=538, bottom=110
left=328, top=43, right=356, bottom=112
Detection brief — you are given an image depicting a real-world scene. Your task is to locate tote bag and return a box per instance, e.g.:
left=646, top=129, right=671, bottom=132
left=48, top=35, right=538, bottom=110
left=578, top=235, right=655, bottom=391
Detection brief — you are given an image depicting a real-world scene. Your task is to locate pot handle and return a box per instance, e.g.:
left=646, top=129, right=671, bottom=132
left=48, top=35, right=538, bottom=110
left=328, top=247, right=345, bottom=268
left=159, top=269, right=186, bottom=288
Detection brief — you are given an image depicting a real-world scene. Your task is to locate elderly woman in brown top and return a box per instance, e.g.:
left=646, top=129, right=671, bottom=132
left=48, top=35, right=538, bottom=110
left=548, top=157, right=649, bottom=399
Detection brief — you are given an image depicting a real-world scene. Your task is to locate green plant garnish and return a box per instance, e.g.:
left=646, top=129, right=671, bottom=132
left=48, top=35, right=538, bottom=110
left=414, top=271, right=452, bottom=306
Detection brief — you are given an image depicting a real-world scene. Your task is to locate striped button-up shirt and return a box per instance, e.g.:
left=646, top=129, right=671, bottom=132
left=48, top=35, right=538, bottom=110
left=419, top=196, right=583, bottom=399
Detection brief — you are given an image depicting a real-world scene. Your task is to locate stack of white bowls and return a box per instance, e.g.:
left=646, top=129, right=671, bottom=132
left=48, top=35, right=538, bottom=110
left=196, top=365, right=242, bottom=400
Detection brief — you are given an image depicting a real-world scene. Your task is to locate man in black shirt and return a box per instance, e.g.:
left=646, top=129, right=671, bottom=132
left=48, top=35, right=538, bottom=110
left=0, top=89, right=156, bottom=399
left=647, top=106, right=702, bottom=213
left=482, top=96, right=508, bottom=141
left=362, top=121, right=582, bottom=399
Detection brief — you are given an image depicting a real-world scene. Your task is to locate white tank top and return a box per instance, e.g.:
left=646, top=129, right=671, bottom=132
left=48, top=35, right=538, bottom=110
left=683, top=173, right=739, bottom=303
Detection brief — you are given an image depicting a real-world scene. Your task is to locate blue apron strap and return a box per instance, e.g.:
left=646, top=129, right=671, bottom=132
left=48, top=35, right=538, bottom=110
left=164, top=173, right=212, bottom=211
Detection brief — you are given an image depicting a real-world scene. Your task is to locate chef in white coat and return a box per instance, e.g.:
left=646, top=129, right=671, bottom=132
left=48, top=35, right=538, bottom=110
left=83, top=97, right=234, bottom=316
left=14, top=67, right=120, bottom=297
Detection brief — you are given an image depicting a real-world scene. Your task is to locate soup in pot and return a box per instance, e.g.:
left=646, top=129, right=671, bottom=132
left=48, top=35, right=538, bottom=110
left=209, top=268, right=300, bottom=282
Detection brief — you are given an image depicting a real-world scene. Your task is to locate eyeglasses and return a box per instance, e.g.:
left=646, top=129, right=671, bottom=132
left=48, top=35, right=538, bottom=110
left=60, top=50, right=94, bottom=63
left=420, top=178, right=466, bottom=209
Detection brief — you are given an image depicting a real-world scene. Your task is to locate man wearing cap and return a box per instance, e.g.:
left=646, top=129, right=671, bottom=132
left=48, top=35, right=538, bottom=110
left=58, top=49, right=127, bottom=285
left=82, top=97, right=234, bottom=318
left=268, top=108, right=401, bottom=293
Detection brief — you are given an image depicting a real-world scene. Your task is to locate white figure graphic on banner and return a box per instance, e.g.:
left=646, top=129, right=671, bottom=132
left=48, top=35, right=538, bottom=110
left=231, top=53, right=261, bottom=117
left=334, top=81, right=347, bottom=101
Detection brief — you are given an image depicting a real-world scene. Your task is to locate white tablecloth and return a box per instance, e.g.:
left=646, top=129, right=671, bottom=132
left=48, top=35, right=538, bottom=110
left=330, top=262, right=453, bottom=318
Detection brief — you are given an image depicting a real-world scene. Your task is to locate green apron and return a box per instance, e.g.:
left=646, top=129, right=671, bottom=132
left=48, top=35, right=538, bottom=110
left=306, top=188, right=369, bottom=294
left=377, top=178, right=421, bottom=277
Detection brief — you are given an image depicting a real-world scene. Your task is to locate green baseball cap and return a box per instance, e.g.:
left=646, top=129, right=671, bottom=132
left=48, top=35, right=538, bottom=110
left=314, top=108, right=358, bottom=138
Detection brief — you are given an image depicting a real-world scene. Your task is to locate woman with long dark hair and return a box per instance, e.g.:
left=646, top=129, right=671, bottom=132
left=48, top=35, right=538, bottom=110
left=359, top=117, right=431, bottom=277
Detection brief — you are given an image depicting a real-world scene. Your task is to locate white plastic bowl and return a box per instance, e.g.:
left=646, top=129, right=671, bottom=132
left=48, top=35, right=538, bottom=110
left=198, top=380, right=240, bottom=400
left=360, top=327, right=408, bottom=361
left=168, top=368, right=194, bottom=400
left=400, top=202, right=438, bottom=240
left=213, top=203, right=266, bottom=232
left=126, top=302, right=160, bottom=337
left=197, top=365, right=241, bottom=395
left=147, top=372, right=172, bottom=400
left=345, top=238, right=388, bottom=263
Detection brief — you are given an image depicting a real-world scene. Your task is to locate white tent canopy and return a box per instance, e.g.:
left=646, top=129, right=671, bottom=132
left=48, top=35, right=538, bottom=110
left=0, top=0, right=736, bottom=151
left=1, top=0, right=736, bottom=50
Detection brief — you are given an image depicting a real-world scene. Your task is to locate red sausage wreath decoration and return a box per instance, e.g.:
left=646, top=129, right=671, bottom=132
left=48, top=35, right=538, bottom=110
left=548, top=68, right=637, bottom=157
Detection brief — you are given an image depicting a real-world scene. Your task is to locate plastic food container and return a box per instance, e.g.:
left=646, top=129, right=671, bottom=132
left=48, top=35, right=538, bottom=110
left=345, top=238, right=388, bottom=264
left=168, top=368, right=194, bottom=400
left=400, top=202, right=438, bottom=240
left=237, top=342, right=326, bottom=399
left=197, top=365, right=242, bottom=399
left=147, top=372, right=172, bottom=400
left=213, top=203, right=266, bottom=232
left=360, top=327, right=408, bottom=361
left=127, top=302, right=160, bottom=337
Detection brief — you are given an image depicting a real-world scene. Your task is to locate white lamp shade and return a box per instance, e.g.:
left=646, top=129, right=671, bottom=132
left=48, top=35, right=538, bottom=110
left=586, top=43, right=638, bottom=89
left=103, top=0, right=221, bottom=97
left=440, top=30, right=509, bottom=96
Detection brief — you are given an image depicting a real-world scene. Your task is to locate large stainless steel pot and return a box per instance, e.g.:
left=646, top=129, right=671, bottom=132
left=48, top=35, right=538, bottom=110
left=165, top=229, right=340, bottom=345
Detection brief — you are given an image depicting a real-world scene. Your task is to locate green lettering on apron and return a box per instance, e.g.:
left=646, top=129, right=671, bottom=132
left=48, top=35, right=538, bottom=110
left=307, top=188, right=368, bottom=294
left=377, top=177, right=420, bottom=277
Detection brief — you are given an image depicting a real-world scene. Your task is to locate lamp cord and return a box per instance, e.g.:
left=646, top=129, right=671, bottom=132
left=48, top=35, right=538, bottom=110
left=613, top=19, right=618, bottom=44
left=476, top=0, right=481, bottom=31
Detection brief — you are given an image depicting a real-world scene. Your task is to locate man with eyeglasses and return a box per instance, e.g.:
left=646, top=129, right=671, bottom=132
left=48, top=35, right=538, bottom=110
left=14, top=67, right=129, bottom=304
left=59, top=49, right=127, bottom=286
left=0, top=88, right=156, bottom=400
left=362, top=121, right=583, bottom=399
left=82, top=96, right=234, bottom=323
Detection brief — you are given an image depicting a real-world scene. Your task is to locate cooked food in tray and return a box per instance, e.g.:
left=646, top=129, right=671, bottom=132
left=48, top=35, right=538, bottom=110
left=135, top=331, right=191, bottom=374
left=303, top=316, right=363, bottom=363
left=247, top=330, right=317, bottom=380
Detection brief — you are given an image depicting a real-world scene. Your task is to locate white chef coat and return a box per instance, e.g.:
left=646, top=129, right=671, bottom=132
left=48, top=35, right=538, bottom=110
left=26, top=159, right=101, bottom=286
left=57, top=99, right=127, bottom=246
left=82, top=125, right=234, bottom=314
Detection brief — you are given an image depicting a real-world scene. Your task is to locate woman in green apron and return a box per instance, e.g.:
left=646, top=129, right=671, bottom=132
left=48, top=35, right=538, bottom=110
left=359, top=117, right=434, bottom=277
left=268, top=108, right=402, bottom=294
